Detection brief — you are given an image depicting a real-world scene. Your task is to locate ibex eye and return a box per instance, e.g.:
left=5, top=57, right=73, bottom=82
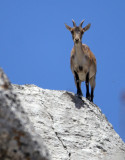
left=81, top=31, right=84, bottom=34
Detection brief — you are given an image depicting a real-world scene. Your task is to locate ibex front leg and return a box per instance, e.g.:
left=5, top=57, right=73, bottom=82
left=86, top=72, right=91, bottom=101
left=74, top=71, right=83, bottom=98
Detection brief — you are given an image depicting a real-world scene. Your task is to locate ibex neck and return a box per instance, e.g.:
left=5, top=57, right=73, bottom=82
left=74, top=42, right=83, bottom=56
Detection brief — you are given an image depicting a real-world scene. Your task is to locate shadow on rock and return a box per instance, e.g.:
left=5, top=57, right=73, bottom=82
left=64, top=92, right=85, bottom=109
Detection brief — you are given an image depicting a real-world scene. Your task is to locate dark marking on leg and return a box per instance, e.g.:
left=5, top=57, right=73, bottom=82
left=79, top=66, right=83, bottom=71
left=91, top=88, right=94, bottom=102
left=74, top=71, right=83, bottom=98
left=86, top=72, right=90, bottom=100
left=72, top=55, right=74, bottom=59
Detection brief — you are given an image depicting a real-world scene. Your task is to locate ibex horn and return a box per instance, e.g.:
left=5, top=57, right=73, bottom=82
left=79, top=19, right=85, bottom=27
left=72, top=19, right=76, bottom=27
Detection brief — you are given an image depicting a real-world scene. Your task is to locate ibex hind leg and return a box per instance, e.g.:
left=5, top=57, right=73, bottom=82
left=89, top=75, right=96, bottom=102
left=86, top=72, right=91, bottom=101
left=74, top=71, right=83, bottom=98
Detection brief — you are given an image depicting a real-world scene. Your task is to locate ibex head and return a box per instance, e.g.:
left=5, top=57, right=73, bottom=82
left=65, top=19, right=91, bottom=44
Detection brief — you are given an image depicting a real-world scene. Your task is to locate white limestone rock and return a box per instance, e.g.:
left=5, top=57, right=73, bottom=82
left=13, top=84, right=125, bottom=160
left=0, top=68, right=50, bottom=160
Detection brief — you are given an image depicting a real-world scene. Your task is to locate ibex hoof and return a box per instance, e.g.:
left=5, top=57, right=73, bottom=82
left=75, top=93, right=83, bottom=99
left=86, top=94, right=91, bottom=101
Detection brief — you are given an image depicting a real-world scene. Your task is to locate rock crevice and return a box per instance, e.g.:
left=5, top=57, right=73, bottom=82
left=47, top=111, right=71, bottom=160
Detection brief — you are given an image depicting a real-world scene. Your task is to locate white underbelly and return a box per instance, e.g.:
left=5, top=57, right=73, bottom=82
left=72, top=53, right=96, bottom=81
left=78, top=69, right=95, bottom=82
left=78, top=72, right=86, bottom=81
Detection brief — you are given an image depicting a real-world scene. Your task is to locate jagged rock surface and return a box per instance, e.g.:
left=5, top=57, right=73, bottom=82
left=12, top=84, right=125, bottom=160
left=0, top=68, right=50, bottom=160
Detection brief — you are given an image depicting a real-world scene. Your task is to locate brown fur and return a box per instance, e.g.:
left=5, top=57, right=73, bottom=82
left=70, top=44, right=96, bottom=85
left=65, top=19, right=97, bottom=101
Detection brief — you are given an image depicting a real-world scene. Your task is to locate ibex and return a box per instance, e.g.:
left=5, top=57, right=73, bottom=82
left=65, top=19, right=97, bottom=102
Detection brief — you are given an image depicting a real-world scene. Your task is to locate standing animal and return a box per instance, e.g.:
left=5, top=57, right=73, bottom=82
left=65, top=19, right=97, bottom=102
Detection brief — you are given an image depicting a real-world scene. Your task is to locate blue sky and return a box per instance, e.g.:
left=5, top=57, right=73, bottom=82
left=0, top=0, right=125, bottom=142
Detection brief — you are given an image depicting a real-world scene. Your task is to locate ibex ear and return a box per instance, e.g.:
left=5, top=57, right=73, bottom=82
left=65, top=24, right=72, bottom=31
left=83, top=23, right=91, bottom=32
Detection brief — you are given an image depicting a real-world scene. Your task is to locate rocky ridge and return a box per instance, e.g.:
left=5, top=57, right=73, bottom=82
left=0, top=68, right=125, bottom=160
left=13, top=85, right=125, bottom=160
left=0, top=68, right=50, bottom=160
